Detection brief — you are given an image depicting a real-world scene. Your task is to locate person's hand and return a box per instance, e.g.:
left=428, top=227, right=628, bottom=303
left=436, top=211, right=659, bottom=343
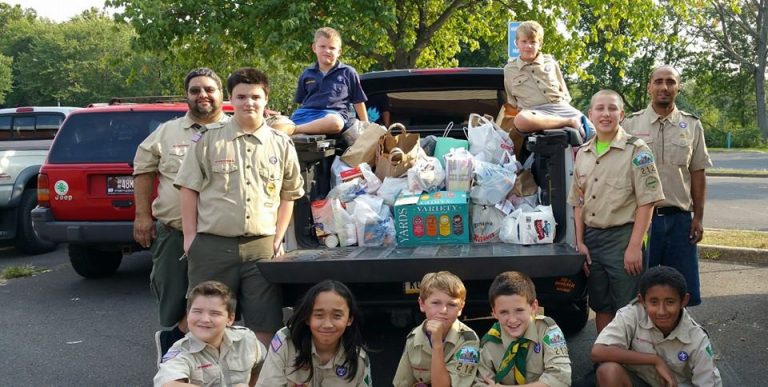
left=425, top=320, right=444, bottom=345
left=133, top=213, right=155, bottom=248
left=273, top=240, right=284, bottom=258
left=183, top=234, right=195, bottom=256
left=689, top=218, right=704, bottom=244
left=577, top=242, right=592, bottom=276
left=480, top=374, right=500, bottom=386
left=624, top=245, right=643, bottom=276
left=654, top=356, right=678, bottom=387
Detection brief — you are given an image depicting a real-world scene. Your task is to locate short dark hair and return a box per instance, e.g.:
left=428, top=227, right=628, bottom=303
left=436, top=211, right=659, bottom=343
left=226, top=67, right=270, bottom=97
left=184, top=67, right=222, bottom=92
left=488, top=271, right=536, bottom=306
left=187, top=281, right=236, bottom=316
left=639, top=266, right=688, bottom=300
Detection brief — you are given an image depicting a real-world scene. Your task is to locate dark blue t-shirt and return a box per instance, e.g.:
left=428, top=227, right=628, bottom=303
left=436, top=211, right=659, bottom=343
left=294, top=61, right=367, bottom=120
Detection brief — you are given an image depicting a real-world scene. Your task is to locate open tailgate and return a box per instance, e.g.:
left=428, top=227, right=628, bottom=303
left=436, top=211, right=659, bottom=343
left=258, top=242, right=583, bottom=283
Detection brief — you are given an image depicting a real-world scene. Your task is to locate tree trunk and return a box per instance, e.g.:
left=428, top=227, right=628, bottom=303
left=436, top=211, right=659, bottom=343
left=755, top=66, right=768, bottom=140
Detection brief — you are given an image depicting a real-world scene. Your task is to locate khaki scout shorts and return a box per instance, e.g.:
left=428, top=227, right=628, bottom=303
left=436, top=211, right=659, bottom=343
left=186, top=233, right=282, bottom=333
left=149, top=223, right=187, bottom=327
left=585, top=223, right=646, bottom=314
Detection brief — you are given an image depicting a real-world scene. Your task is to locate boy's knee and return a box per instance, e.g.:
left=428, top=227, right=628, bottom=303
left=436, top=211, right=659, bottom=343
left=513, top=112, right=534, bottom=131
left=326, top=115, right=344, bottom=133
left=596, top=362, right=629, bottom=386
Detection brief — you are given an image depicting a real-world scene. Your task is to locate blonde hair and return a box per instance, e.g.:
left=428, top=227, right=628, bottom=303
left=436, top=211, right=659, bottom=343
left=589, top=89, right=625, bottom=111
left=517, top=21, right=544, bottom=43
left=419, top=271, right=467, bottom=301
left=314, top=27, right=342, bottom=44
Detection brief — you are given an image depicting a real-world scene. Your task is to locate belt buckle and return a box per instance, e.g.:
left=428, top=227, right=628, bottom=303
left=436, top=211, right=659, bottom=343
left=655, top=207, right=665, bottom=216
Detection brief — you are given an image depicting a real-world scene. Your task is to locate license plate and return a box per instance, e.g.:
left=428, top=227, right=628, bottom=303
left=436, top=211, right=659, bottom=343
left=107, top=175, right=134, bottom=195
left=403, top=281, right=421, bottom=295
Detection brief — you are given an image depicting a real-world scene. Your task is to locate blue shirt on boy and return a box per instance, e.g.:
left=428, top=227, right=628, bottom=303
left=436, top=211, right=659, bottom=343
left=294, top=61, right=367, bottom=121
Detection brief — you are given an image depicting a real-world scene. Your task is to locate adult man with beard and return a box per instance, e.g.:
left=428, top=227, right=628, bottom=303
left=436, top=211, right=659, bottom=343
left=623, top=66, right=712, bottom=306
left=132, top=68, right=228, bottom=364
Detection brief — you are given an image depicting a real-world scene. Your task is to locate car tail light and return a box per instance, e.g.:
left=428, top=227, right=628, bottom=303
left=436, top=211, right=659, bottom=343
left=37, top=173, right=50, bottom=207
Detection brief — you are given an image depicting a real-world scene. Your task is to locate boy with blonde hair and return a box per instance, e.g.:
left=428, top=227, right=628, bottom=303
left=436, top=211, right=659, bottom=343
left=475, top=271, right=571, bottom=386
left=504, top=20, right=592, bottom=137
left=394, top=271, right=480, bottom=387
left=291, top=27, right=368, bottom=135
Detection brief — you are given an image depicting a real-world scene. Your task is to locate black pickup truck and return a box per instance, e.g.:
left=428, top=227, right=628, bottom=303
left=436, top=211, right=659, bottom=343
left=258, top=68, right=589, bottom=333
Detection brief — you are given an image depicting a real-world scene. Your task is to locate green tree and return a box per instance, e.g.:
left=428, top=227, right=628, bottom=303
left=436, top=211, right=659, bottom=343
left=0, top=10, right=177, bottom=106
left=0, top=54, right=11, bottom=104
left=109, top=0, right=688, bottom=76
left=696, top=0, right=768, bottom=140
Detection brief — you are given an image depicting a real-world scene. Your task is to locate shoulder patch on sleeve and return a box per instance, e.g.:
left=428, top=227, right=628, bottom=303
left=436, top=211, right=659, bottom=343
left=161, top=348, right=181, bottom=363
left=455, top=345, right=480, bottom=365
left=270, top=329, right=288, bottom=353
left=632, top=151, right=655, bottom=168
left=543, top=326, right=568, bottom=355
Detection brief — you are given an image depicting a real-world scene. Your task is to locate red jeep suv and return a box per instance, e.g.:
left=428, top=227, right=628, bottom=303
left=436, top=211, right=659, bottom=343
left=33, top=102, right=201, bottom=278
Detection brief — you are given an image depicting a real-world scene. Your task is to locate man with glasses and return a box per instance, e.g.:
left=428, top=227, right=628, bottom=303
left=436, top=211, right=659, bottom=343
left=132, top=68, right=228, bottom=365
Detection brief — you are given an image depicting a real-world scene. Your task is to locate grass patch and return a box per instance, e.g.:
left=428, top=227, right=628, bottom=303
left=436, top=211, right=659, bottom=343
left=708, top=168, right=768, bottom=176
left=709, top=147, right=768, bottom=153
left=0, top=264, right=48, bottom=280
left=703, top=229, right=768, bottom=249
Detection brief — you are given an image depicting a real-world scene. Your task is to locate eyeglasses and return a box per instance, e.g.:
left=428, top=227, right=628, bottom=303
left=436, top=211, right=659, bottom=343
left=188, top=86, right=218, bottom=95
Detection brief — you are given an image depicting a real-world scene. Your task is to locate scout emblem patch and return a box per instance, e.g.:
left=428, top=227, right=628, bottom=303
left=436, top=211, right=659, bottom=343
left=533, top=343, right=541, bottom=353
left=455, top=345, right=480, bottom=364
left=544, top=64, right=552, bottom=72
left=678, top=351, right=689, bottom=361
left=267, top=181, right=277, bottom=195
left=706, top=344, right=714, bottom=358
left=191, top=132, right=203, bottom=143
left=543, top=326, right=568, bottom=356
left=632, top=151, right=654, bottom=168
left=269, top=155, right=278, bottom=165
left=335, top=365, right=348, bottom=377
left=679, top=122, right=688, bottom=128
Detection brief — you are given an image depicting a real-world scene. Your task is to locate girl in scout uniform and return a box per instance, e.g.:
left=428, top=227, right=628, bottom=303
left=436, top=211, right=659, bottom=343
left=255, top=280, right=372, bottom=387
left=567, top=90, right=665, bottom=335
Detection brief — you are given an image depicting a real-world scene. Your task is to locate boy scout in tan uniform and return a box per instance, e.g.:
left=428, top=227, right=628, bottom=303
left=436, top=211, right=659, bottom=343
left=133, top=68, right=228, bottom=359
left=476, top=315, right=571, bottom=387
left=394, top=319, right=480, bottom=387
left=503, top=20, right=591, bottom=135
left=175, top=68, right=305, bottom=345
left=255, top=327, right=372, bottom=386
left=154, top=326, right=266, bottom=387
left=568, top=90, right=665, bottom=335
left=622, top=65, right=712, bottom=307
left=595, top=298, right=722, bottom=387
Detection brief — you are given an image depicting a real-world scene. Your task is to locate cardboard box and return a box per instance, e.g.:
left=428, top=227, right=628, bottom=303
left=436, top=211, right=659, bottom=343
left=394, top=191, right=470, bottom=246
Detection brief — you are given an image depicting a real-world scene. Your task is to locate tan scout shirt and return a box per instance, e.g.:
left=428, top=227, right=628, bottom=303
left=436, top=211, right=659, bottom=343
left=393, top=319, right=480, bottom=387
left=503, top=53, right=571, bottom=109
left=174, top=119, right=305, bottom=237
left=154, top=326, right=266, bottom=387
left=623, top=106, right=712, bottom=211
left=255, top=327, right=372, bottom=387
left=133, top=113, right=227, bottom=230
left=567, top=126, right=665, bottom=229
left=474, top=316, right=571, bottom=387
left=595, top=298, right=723, bottom=387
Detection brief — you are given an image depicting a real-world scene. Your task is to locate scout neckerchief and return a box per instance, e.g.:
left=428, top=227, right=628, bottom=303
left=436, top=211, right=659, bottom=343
left=482, top=322, right=531, bottom=384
